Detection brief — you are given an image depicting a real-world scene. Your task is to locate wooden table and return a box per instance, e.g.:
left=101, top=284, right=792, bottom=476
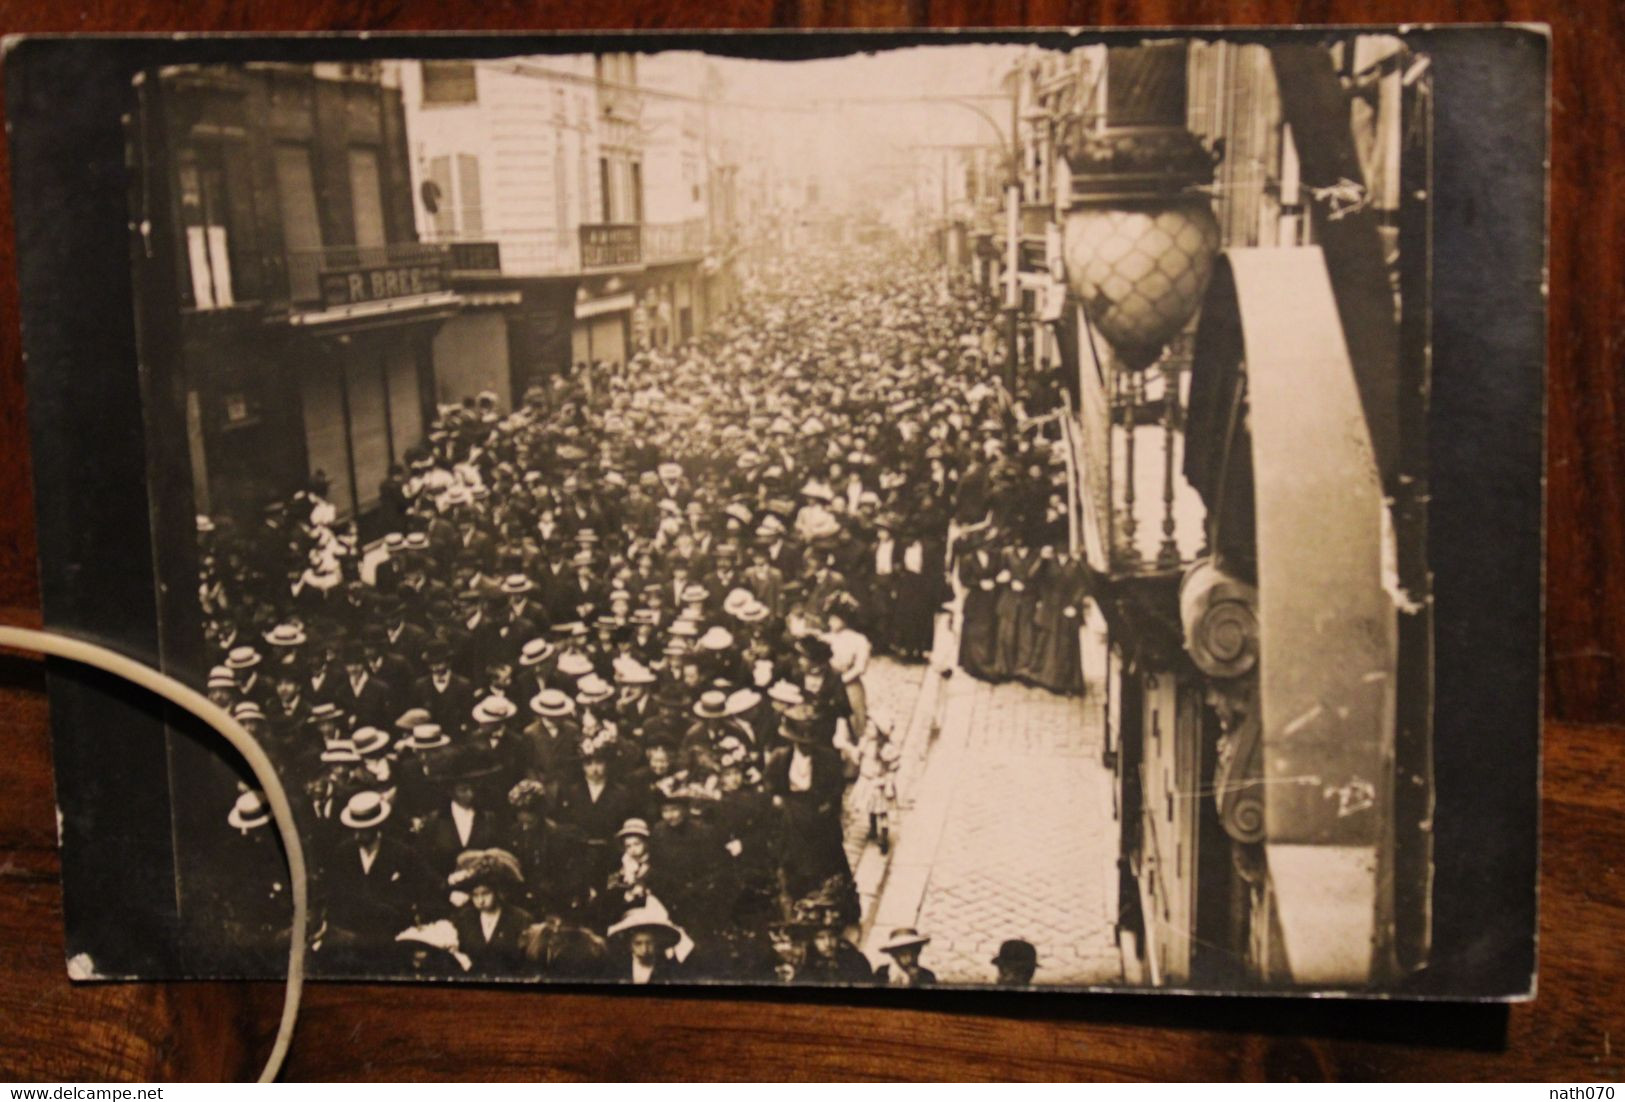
left=2, top=0, right=1623, bottom=1081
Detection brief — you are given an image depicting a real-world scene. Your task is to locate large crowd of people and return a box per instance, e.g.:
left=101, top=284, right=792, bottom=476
left=196, top=246, right=1088, bottom=985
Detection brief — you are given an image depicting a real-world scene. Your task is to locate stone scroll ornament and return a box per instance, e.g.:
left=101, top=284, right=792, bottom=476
left=1179, top=559, right=1264, bottom=844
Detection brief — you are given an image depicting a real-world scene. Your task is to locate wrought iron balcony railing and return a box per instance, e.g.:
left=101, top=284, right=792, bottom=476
left=643, top=217, right=708, bottom=264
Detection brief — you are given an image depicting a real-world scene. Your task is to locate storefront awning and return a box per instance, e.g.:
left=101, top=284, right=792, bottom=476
left=283, top=290, right=463, bottom=332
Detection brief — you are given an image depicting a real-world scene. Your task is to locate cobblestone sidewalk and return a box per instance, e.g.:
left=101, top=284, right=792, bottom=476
left=865, top=670, right=1123, bottom=986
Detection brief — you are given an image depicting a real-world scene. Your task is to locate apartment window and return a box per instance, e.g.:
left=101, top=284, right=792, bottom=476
left=177, top=144, right=234, bottom=309
left=600, top=156, right=613, bottom=222
left=457, top=153, right=484, bottom=238
left=421, top=60, right=477, bottom=105
left=630, top=161, right=644, bottom=223
left=274, top=144, right=323, bottom=300
left=348, top=147, right=387, bottom=248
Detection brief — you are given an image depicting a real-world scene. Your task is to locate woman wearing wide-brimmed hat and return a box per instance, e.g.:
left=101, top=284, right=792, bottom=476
left=873, top=926, right=937, bottom=986
left=606, top=901, right=686, bottom=984
left=447, top=848, right=534, bottom=974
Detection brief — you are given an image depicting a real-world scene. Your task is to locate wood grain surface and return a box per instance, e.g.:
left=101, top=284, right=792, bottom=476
left=0, top=0, right=1620, bottom=1082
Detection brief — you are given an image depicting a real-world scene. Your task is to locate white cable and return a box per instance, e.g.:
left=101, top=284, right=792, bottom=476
left=0, top=626, right=306, bottom=1083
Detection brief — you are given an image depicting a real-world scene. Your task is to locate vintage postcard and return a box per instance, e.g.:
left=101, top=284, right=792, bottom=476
left=5, top=28, right=1546, bottom=996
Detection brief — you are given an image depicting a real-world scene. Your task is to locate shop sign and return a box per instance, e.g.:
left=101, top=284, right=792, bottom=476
left=580, top=223, right=642, bottom=268
left=320, top=260, right=445, bottom=308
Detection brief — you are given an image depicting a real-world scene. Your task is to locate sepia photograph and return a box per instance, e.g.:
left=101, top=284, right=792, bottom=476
left=7, top=27, right=1546, bottom=1001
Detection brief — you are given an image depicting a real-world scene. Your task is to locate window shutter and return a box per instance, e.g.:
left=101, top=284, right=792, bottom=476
left=457, top=153, right=483, bottom=238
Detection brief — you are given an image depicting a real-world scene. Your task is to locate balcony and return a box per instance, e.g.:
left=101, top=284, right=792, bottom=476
left=282, top=241, right=450, bottom=307
left=643, top=218, right=708, bottom=265
left=1065, top=325, right=1207, bottom=578
left=413, top=220, right=713, bottom=282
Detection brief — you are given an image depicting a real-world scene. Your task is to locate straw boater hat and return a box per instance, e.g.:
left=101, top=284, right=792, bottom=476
left=262, top=623, right=307, bottom=648
left=668, top=619, right=699, bottom=639
left=736, top=601, right=769, bottom=624
left=879, top=927, right=931, bottom=955
left=308, top=701, right=345, bottom=726
left=556, top=652, right=594, bottom=679
left=231, top=701, right=266, bottom=725
left=320, top=742, right=362, bottom=765
left=575, top=674, right=614, bottom=705
left=616, top=817, right=651, bottom=841
left=724, top=689, right=762, bottom=717
left=227, top=790, right=270, bottom=832
left=518, top=638, right=557, bottom=666
left=225, top=646, right=261, bottom=671
left=206, top=665, right=236, bottom=691
left=693, top=690, right=729, bottom=720
left=722, top=588, right=754, bottom=617
left=613, top=658, right=657, bottom=685
left=680, top=584, right=708, bottom=605
left=340, top=790, right=392, bottom=830
left=530, top=688, right=576, bottom=718
left=697, top=626, right=734, bottom=652
left=350, top=726, right=392, bottom=758
left=394, top=707, right=433, bottom=732
left=472, top=695, right=519, bottom=725
left=400, top=723, right=451, bottom=752
left=500, top=574, right=534, bottom=595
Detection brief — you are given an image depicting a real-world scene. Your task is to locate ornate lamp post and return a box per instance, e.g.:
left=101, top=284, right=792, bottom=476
left=1060, top=42, right=1222, bottom=374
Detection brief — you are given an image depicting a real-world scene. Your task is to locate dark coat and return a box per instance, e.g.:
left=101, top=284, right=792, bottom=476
left=415, top=672, right=477, bottom=736
left=450, top=901, right=536, bottom=974
left=319, top=833, right=436, bottom=946
left=334, top=673, right=396, bottom=730
left=417, top=803, right=507, bottom=877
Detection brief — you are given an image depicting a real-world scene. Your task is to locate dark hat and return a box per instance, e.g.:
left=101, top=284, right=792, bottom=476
left=423, top=640, right=452, bottom=664
left=992, top=939, right=1039, bottom=970
left=796, top=636, right=834, bottom=664
left=778, top=711, right=822, bottom=745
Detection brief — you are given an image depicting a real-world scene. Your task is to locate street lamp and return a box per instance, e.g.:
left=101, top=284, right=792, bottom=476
left=1060, top=42, right=1222, bottom=373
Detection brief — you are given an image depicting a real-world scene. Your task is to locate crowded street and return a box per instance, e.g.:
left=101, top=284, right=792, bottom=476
left=199, top=243, right=1103, bottom=986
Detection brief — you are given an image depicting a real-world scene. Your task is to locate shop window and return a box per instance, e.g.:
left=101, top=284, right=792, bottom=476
left=421, top=60, right=477, bottom=105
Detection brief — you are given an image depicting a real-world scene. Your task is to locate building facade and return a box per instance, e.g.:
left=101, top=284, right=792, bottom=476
left=138, top=61, right=461, bottom=533
left=401, top=52, right=743, bottom=397
left=1000, top=37, right=1433, bottom=989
